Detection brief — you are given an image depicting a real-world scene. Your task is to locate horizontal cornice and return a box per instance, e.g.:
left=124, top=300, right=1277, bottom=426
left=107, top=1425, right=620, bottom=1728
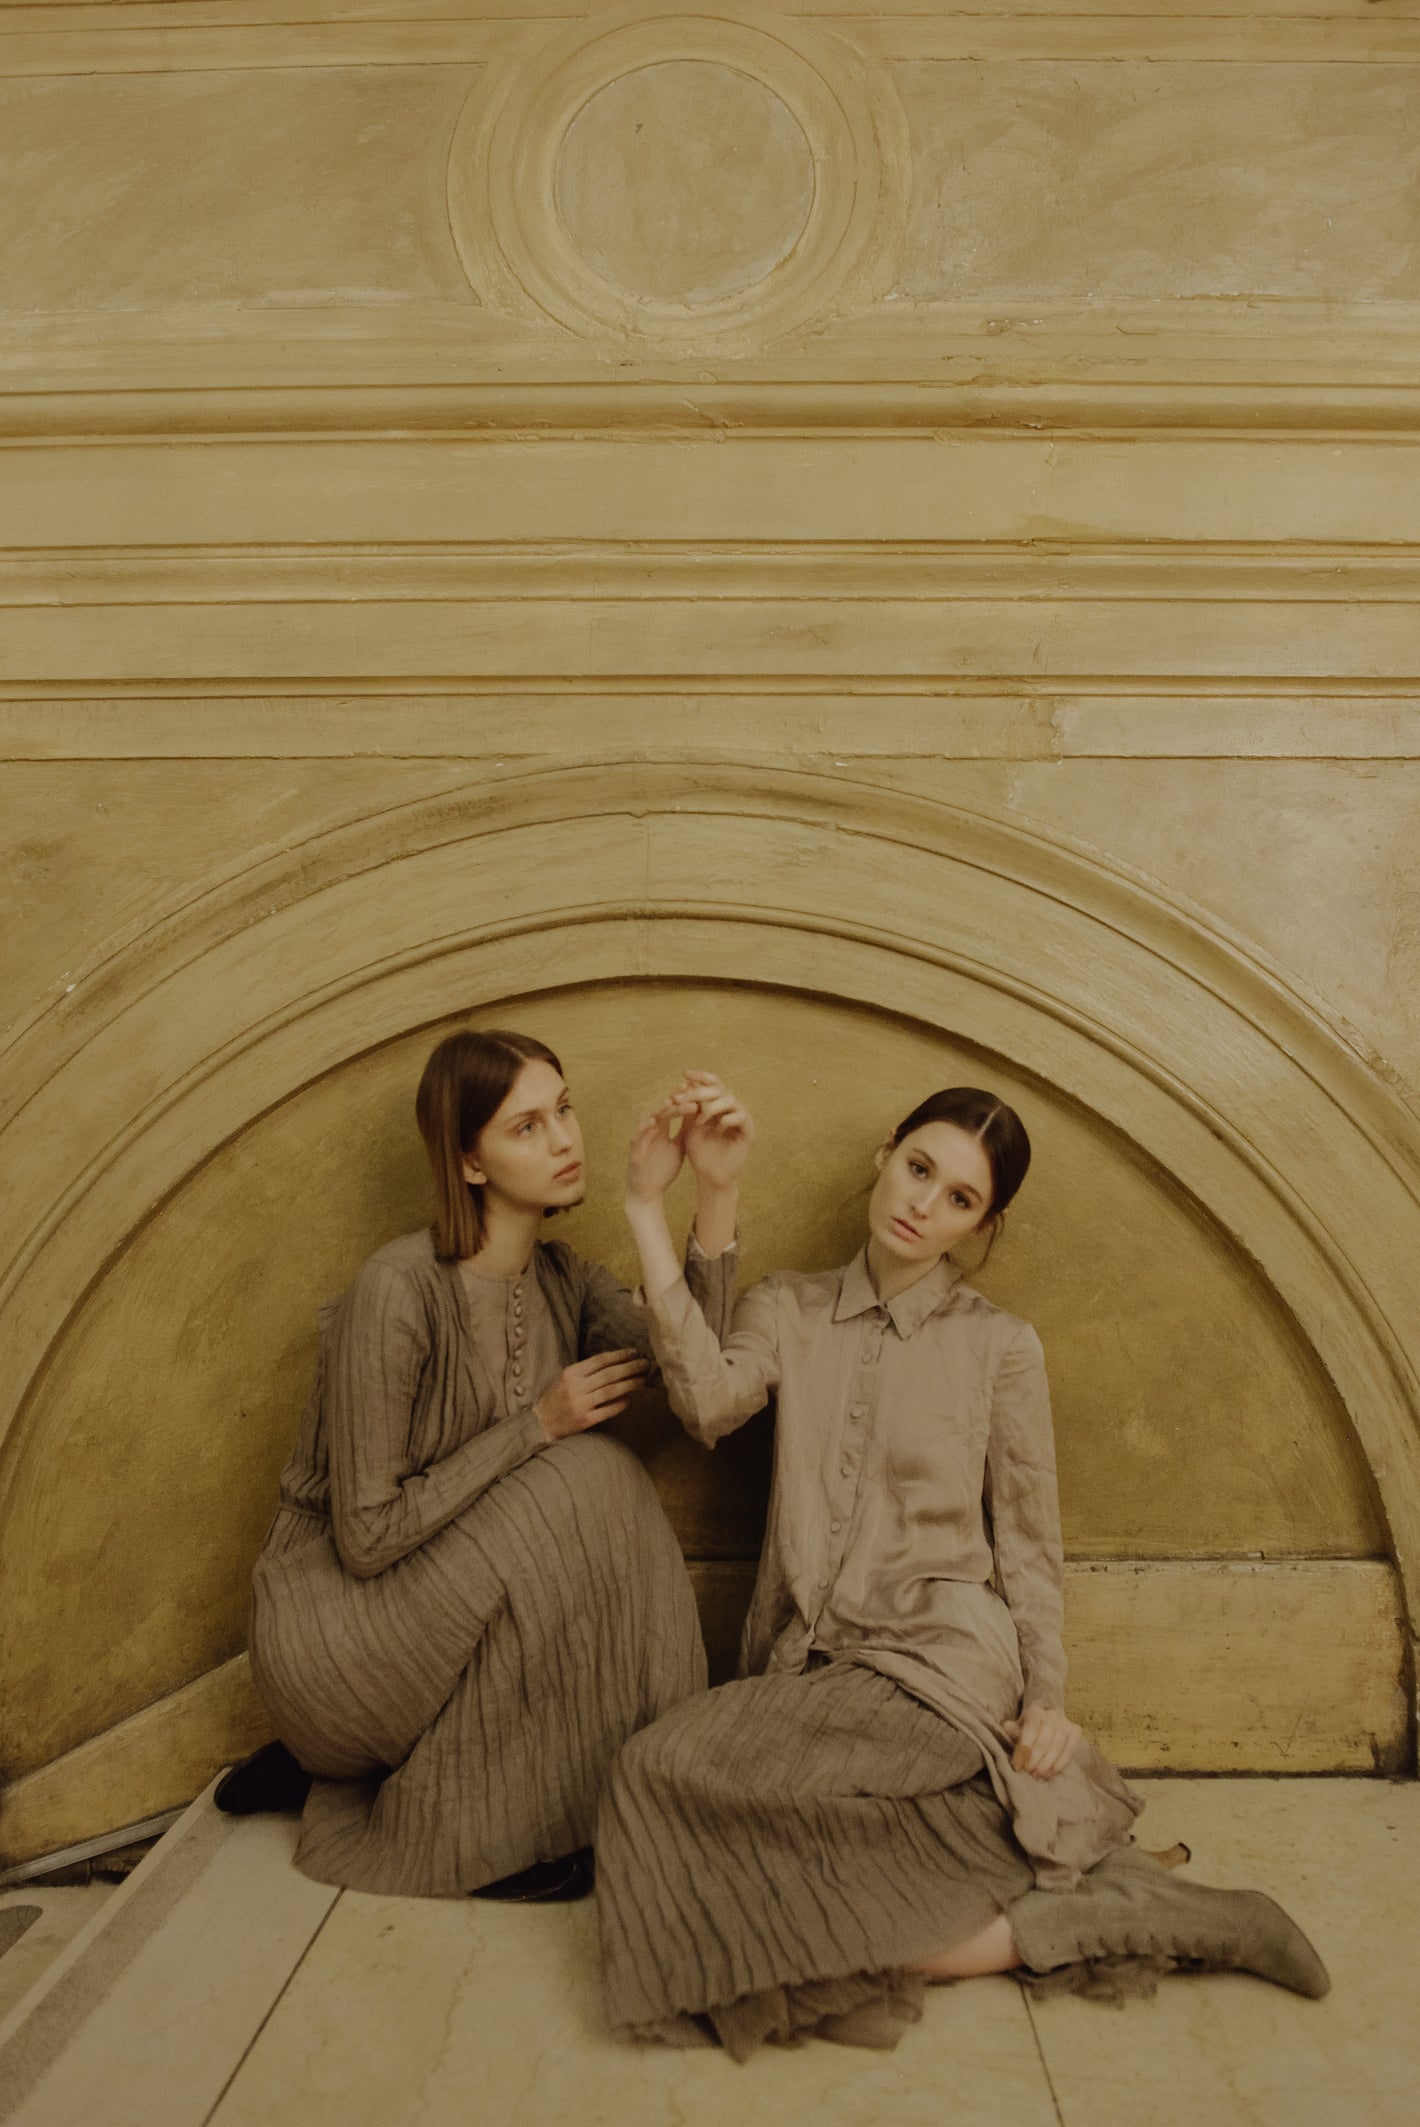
left=4, top=2, right=1420, bottom=74
left=4, top=308, right=1420, bottom=438
left=3, top=541, right=1420, bottom=607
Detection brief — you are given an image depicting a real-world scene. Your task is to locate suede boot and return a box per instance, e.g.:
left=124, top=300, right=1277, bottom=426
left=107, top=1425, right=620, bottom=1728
left=1009, top=1846, right=1330, bottom=2000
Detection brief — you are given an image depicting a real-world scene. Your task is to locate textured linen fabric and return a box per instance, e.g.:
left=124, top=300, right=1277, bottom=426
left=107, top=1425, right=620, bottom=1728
left=597, top=1661, right=1036, bottom=2055
left=643, top=1250, right=1142, bottom=1886
left=249, top=1226, right=734, bottom=1896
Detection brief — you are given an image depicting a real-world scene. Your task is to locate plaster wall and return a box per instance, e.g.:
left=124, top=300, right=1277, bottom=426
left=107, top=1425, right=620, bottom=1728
left=1, top=0, right=1417, bottom=1866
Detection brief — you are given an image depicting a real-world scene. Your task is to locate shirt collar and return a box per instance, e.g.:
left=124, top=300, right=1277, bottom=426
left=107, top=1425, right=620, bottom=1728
left=833, top=1247, right=962, bottom=1337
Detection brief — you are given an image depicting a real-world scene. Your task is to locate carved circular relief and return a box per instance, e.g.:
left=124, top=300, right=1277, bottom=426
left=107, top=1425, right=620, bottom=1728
left=553, top=61, right=815, bottom=306
left=448, top=9, right=911, bottom=349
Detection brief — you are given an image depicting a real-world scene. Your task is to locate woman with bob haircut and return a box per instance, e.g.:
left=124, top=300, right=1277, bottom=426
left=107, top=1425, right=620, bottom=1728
left=228, top=1029, right=749, bottom=1904
left=599, top=1084, right=1328, bottom=2057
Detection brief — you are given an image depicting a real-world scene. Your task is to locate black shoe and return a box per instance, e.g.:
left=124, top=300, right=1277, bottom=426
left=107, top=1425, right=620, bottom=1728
left=469, top=1849, right=594, bottom=1904
left=214, top=1740, right=313, bottom=1816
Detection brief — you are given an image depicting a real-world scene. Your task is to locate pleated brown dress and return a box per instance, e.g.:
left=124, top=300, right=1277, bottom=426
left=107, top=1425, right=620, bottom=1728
left=597, top=1253, right=1144, bottom=2057
left=249, top=1228, right=733, bottom=1898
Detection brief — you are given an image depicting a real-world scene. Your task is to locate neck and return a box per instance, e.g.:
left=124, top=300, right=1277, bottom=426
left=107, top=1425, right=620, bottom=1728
left=865, top=1236, right=947, bottom=1305
left=464, top=1194, right=542, bottom=1279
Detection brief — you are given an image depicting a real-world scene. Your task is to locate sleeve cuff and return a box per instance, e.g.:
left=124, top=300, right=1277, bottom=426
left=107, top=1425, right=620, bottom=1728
left=509, top=1404, right=551, bottom=1458
left=1022, top=1666, right=1068, bottom=1712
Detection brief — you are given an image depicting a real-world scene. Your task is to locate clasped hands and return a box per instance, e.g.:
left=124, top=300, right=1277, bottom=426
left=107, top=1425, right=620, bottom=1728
left=627, top=1068, right=755, bottom=1202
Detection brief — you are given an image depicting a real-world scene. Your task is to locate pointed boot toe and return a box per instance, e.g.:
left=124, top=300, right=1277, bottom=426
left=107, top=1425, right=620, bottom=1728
left=1223, top=1890, right=1330, bottom=1999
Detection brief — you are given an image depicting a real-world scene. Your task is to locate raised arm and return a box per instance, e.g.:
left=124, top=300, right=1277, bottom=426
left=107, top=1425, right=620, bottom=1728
left=326, top=1258, right=549, bottom=1579
left=625, top=1084, right=776, bottom=1443
left=644, top=1274, right=782, bottom=1446
left=578, top=1228, right=738, bottom=1360
left=625, top=1071, right=752, bottom=1300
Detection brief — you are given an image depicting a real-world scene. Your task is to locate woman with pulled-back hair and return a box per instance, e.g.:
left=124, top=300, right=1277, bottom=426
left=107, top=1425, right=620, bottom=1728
left=600, top=1085, right=1328, bottom=2058
left=231, top=1030, right=748, bottom=1903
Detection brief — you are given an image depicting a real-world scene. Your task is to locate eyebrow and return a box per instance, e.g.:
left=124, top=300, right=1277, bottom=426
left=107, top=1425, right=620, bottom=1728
left=506, top=1084, right=570, bottom=1127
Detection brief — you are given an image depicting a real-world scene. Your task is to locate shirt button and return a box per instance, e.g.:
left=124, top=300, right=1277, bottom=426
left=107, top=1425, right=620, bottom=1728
left=840, top=1462, right=852, bottom=1477
left=830, top=1518, right=842, bottom=1534
left=850, top=1404, right=866, bottom=1418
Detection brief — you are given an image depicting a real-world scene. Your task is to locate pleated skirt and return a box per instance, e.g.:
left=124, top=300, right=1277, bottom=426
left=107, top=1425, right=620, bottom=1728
left=249, top=1433, right=706, bottom=1898
left=595, top=1659, right=1040, bottom=2059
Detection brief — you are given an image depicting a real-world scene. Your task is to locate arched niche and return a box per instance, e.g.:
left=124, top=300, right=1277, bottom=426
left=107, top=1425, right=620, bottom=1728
left=1, top=765, right=1416, bottom=1857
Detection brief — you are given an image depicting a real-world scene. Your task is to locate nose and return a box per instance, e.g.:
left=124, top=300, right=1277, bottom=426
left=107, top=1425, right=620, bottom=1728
left=551, top=1113, right=576, bottom=1156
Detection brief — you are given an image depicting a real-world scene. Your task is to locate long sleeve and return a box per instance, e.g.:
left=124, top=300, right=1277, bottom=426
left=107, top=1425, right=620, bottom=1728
left=577, top=1231, right=739, bottom=1369
left=983, top=1322, right=1068, bottom=1710
left=645, top=1274, right=781, bottom=1446
left=326, top=1258, right=546, bottom=1579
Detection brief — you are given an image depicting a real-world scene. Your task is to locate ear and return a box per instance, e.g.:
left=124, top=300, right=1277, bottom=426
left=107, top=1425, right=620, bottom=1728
left=873, top=1139, right=892, bottom=1173
left=461, top=1155, right=486, bottom=1187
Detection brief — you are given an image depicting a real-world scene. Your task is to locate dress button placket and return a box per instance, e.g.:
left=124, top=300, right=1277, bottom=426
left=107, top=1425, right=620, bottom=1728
left=511, top=1285, right=525, bottom=1405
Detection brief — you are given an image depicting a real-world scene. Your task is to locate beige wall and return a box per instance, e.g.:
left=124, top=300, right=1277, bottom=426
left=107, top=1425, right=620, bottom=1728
left=2, top=0, right=1418, bottom=1867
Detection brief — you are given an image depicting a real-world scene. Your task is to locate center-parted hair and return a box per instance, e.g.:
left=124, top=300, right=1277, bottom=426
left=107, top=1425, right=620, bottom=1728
left=890, top=1086, right=1032, bottom=1221
left=416, top=1028, right=563, bottom=1260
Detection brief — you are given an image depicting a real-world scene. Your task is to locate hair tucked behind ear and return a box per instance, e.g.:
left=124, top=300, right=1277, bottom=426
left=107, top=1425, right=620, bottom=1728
left=890, top=1086, right=1032, bottom=1239
left=416, top=1028, right=562, bottom=1260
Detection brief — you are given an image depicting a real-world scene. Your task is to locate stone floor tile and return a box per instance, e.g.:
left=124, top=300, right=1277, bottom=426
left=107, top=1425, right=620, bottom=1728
left=0, top=1802, right=335, bottom=2127
left=5, top=1780, right=1417, bottom=2127
left=0, top=1889, right=114, bottom=2026
left=1027, top=1777, right=1420, bottom=2127
left=212, top=1881, right=1058, bottom=2127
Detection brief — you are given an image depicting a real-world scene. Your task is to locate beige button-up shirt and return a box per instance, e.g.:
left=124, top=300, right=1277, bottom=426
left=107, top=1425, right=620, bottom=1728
left=648, top=1249, right=1141, bottom=1886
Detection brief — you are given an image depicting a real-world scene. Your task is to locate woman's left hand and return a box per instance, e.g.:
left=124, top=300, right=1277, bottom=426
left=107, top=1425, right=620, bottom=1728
left=1002, top=1706, right=1081, bottom=1781
left=675, top=1070, right=755, bottom=1189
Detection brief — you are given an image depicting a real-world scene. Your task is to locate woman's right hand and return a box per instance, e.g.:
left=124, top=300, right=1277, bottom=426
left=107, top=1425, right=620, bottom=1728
left=535, top=1349, right=650, bottom=1440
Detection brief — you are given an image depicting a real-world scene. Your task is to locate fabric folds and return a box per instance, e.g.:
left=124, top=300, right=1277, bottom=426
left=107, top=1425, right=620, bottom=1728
left=597, top=1661, right=1039, bottom=2054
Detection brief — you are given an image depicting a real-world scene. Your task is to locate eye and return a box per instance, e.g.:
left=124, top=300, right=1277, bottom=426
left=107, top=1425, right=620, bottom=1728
left=951, top=1191, right=971, bottom=1209
left=558, top=1099, right=573, bottom=1115
left=908, top=1159, right=928, bottom=1178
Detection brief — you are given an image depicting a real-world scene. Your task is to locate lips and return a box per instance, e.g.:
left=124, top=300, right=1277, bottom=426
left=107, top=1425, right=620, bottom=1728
left=892, top=1217, right=920, bottom=1240
left=554, top=1162, right=582, bottom=1182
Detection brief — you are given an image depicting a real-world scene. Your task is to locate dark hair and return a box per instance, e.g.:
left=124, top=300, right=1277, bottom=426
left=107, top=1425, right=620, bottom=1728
left=890, top=1086, right=1032, bottom=1228
left=416, top=1028, right=563, bottom=1260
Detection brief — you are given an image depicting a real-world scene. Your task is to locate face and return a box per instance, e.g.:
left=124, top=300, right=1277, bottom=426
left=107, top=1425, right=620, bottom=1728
left=462, top=1059, right=585, bottom=1213
left=867, top=1120, right=995, bottom=1268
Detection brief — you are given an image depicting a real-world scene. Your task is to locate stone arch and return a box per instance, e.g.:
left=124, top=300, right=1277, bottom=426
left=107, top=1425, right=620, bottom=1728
left=1, top=762, right=1416, bottom=1853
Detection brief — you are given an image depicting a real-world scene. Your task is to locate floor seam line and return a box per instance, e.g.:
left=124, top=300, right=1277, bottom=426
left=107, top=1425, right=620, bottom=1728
left=1023, top=1988, right=1067, bottom=2127
left=199, top=1887, right=344, bottom=2127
